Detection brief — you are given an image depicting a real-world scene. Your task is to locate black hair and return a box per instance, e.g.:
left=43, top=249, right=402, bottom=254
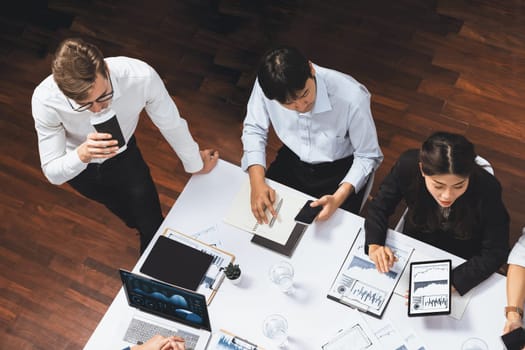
left=407, top=132, right=482, bottom=240
left=257, top=46, right=313, bottom=103
left=419, top=131, right=476, bottom=177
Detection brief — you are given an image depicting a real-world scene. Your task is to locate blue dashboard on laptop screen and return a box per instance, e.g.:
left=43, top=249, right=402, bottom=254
left=119, top=269, right=211, bottom=331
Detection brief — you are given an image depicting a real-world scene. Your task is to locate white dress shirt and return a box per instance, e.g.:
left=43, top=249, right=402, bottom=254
left=32, top=56, right=203, bottom=185
left=508, top=232, right=525, bottom=267
left=241, top=63, right=383, bottom=193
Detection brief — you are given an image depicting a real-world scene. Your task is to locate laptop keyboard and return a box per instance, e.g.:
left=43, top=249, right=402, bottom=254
left=124, top=317, right=200, bottom=349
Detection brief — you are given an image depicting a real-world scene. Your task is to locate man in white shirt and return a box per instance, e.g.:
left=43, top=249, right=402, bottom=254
left=241, top=46, right=383, bottom=224
left=32, top=38, right=218, bottom=253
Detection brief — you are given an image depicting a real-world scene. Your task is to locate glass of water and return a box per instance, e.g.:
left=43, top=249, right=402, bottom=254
left=262, top=314, right=288, bottom=348
left=269, top=261, right=294, bottom=294
left=461, top=337, right=488, bottom=350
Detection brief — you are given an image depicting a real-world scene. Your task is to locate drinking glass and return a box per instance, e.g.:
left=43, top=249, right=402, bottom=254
left=262, top=314, right=288, bottom=348
left=269, top=261, right=294, bottom=294
left=461, top=337, right=488, bottom=350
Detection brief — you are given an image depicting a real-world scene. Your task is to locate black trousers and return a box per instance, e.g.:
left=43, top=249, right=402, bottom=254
left=266, top=145, right=365, bottom=214
left=68, top=136, right=163, bottom=253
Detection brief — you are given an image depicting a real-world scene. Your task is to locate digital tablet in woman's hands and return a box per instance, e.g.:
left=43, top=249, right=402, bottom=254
left=408, top=259, right=451, bottom=317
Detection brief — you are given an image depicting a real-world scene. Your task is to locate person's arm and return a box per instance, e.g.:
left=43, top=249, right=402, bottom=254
left=128, top=335, right=186, bottom=350
left=451, top=178, right=510, bottom=295
left=504, top=263, right=525, bottom=333
left=241, top=80, right=277, bottom=223
left=364, top=151, right=413, bottom=272
left=313, top=87, right=383, bottom=221
left=31, top=92, right=91, bottom=185
left=339, top=86, right=383, bottom=196
left=311, top=183, right=354, bottom=221
left=142, top=63, right=210, bottom=174
left=248, top=164, right=276, bottom=224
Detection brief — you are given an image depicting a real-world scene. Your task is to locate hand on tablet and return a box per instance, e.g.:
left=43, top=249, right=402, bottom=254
left=77, top=132, right=119, bottom=163
left=368, top=244, right=397, bottom=273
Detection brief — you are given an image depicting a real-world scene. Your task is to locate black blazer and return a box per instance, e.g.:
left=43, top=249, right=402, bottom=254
left=365, top=149, right=510, bottom=295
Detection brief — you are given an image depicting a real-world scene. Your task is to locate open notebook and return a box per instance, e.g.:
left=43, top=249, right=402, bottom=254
left=223, top=179, right=309, bottom=256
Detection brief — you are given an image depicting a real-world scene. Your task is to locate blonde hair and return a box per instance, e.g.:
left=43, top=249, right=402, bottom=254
left=52, top=38, right=107, bottom=101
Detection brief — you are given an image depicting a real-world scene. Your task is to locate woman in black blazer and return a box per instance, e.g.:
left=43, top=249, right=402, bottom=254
left=365, top=131, right=509, bottom=295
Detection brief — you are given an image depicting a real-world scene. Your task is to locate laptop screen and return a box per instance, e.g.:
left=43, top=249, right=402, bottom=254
left=119, top=269, right=211, bottom=331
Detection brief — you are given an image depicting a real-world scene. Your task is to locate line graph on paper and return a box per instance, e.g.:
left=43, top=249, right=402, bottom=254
left=346, top=280, right=387, bottom=310
left=328, top=228, right=414, bottom=317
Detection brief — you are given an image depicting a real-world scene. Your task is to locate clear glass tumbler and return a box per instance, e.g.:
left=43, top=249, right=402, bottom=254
left=461, top=337, right=488, bottom=350
left=262, top=314, right=288, bottom=348
left=269, top=261, right=294, bottom=294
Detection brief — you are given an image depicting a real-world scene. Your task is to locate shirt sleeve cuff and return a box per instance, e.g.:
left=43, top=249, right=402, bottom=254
left=241, top=151, right=266, bottom=172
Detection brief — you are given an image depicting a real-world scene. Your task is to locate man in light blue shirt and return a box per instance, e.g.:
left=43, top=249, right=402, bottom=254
left=241, top=46, right=383, bottom=223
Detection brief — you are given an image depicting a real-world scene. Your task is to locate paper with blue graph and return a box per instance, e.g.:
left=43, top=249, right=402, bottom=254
left=207, top=329, right=263, bottom=349
left=327, top=228, right=414, bottom=318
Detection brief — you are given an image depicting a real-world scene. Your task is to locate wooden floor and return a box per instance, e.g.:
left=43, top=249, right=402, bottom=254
left=1, top=0, right=524, bottom=348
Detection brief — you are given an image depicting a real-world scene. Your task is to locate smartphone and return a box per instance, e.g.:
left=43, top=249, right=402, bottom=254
left=294, top=200, right=322, bottom=225
left=501, top=327, right=525, bottom=350
left=408, top=259, right=451, bottom=317
left=92, top=114, right=126, bottom=148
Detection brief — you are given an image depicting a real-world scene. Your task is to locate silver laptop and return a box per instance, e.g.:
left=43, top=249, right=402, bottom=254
left=119, top=269, right=212, bottom=350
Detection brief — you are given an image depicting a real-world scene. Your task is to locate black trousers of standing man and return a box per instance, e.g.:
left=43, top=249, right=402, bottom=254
left=68, top=136, right=163, bottom=253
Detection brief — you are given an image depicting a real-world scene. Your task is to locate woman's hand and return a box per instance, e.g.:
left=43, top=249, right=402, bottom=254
left=368, top=244, right=397, bottom=273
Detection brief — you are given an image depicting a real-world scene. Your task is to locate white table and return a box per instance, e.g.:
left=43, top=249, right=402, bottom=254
left=84, top=159, right=507, bottom=350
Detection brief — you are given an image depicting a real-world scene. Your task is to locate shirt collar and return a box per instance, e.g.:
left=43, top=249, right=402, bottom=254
left=108, top=69, right=122, bottom=101
left=311, top=73, right=331, bottom=114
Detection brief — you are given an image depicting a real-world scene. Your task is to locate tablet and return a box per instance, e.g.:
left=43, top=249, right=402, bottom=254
left=408, top=259, right=451, bottom=317
left=140, top=236, right=214, bottom=291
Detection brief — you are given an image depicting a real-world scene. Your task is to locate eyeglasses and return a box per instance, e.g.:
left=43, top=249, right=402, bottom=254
left=67, top=73, right=114, bottom=112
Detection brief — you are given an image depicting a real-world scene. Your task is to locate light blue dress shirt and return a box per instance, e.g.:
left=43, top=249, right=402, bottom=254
left=241, top=63, right=383, bottom=193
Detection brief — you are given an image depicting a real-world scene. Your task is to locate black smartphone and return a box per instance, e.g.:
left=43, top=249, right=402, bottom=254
left=92, top=114, right=126, bottom=148
left=294, top=200, right=322, bottom=225
left=501, top=327, right=525, bottom=350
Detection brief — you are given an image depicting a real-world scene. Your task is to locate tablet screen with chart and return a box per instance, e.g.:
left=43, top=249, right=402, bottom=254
left=408, top=259, right=451, bottom=316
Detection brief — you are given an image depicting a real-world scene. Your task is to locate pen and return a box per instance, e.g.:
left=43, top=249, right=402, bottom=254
left=269, top=198, right=283, bottom=228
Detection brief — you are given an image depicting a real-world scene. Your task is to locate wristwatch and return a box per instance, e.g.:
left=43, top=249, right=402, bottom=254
left=504, top=306, right=524, bottom=318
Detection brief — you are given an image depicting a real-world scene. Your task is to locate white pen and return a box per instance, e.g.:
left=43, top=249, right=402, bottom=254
left=269, top=198, right=283, bottom=228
